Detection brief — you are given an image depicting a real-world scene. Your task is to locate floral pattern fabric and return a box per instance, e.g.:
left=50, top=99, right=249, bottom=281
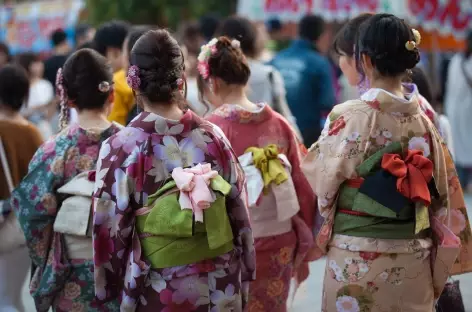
left=302, top=87, right=472, bottom=311
left=207, top=103, right=321, bottom=311
left=92, top=110, right=255, bottom=311
left=11, top=124, right=121, bottom=312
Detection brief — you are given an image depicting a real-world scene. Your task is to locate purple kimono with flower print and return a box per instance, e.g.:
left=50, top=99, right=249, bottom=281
left=92, top=110, right=255, bottom=311
left=11, top=124, right=121, bottom=312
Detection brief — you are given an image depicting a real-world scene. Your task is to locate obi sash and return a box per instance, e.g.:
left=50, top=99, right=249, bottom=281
left=239, top=145, right=300, bottom=238
left=334, top=142, right=435, bottom=240
left=135, top=164, right=234, bottom=268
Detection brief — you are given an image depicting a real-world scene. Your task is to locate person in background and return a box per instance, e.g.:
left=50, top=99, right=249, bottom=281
left=218, top=16, right=302, bottom=140
left=303, top=14, right=472, bottom=311
left=178, top=22, right=208, bottom=116
left=122, top=25, right=154, bottom=123
left=199, top=13, right=220, bottom=42
left=271, top=14, right=335, bottom=146
left=445, top=30, right=472, bottom=190
left=199, top=36, right=319, bottom=311
left=92, top=29, right=255, bottom=310
left=411, top=67, right=455, bottom=157
left=75, top=23, right=95, bottom=48
left=16, top=52, right=55, bottom=139
left=0, top=64, right=43, bottom=312
left=12, top=48, right=121, bottom=311
left=94, top=20, right=131, bottom=125
left=44, top=29, right=71, bottom=88
left=266, top=18, right=290, bottom=53
left=0, top=42, right=11, bottom=68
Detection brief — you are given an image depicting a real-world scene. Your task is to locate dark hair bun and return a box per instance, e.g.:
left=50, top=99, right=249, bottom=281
left=62, top=48, right=113, bottom=111
left=208, top=36, right=250, bottom=85
left=130, top=29, right=184, bottom=103
left=356, top=14, right=420, bottom=77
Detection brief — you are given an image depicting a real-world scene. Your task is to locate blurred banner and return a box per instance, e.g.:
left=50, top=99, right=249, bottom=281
left=238, top=0, right=472, bottom=39
left=0, top=0, right=84, bottom=54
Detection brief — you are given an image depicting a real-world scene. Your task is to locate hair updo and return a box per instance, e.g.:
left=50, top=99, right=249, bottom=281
left=62, top=48, right=113, bottom=110
left=130, top=29, right=185, bottom=104
left=206, top=36, right=251, bottom=85
left=355, top=14, right=420, bottom=77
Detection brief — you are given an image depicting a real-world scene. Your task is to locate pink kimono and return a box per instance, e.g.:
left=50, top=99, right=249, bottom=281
left=207, top=103, right=320, bottom=311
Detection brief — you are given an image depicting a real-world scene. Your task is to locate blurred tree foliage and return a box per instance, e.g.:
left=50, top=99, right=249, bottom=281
left=85, top=0, right=237, bottom=28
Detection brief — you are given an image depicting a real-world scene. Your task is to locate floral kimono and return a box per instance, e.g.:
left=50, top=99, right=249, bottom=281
left=207, top=103, right=320, bottom=312
left=92, top=110, right=255, bottom=311
left=11, top=123, right=121, bottom=312
left=302, top=86, right=472, bottom=312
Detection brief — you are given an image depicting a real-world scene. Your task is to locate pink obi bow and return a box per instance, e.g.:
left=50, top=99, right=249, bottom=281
left=171, top=163, right=218, bottom=222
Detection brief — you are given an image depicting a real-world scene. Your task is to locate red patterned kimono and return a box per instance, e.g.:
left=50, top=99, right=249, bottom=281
left=207, top=103, right=321, bottom=311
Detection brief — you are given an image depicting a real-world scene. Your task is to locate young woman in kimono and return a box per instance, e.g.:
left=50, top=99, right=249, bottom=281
left=197, top=36, right=319, bottom=311
left=91, top=29, right=255, bottom=311
left=334, top=13, right=444, bottom=136
left=11, top=48, right=121, bottom=311
left=302, top=14, right=472, bottom=311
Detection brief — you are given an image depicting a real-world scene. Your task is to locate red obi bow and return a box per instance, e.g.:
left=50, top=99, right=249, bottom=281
left=381, top=150, right=434, bottom=205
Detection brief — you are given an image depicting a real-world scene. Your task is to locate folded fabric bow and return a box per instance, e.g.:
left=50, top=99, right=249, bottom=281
left=381, top=149, right=434, bottom=205
left=245, top=144, right=288, bottom=189
left=172, top=163, right=218, bottom=222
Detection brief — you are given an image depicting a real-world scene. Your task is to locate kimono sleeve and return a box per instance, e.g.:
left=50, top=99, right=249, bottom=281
left=11, top=143, right=63, bottom=267
left=301, top=108, right=369, bottom=252
left=92, top=139, right=135, bottom=302
left=211, top=125, right=256, bottom=282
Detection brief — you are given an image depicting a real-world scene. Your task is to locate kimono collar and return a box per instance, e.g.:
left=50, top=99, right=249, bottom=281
left=211, top=103, right=272, bottom=124
left=128, top=110, right=199, bottom=134
left=360, top=84, right=421, bottom=116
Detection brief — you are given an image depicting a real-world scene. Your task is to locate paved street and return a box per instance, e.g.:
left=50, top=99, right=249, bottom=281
left=21, top=195, right=472, bottom=311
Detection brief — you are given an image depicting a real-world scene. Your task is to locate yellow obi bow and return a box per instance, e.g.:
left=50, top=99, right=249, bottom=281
left=245, top=144, right=288, bottom=189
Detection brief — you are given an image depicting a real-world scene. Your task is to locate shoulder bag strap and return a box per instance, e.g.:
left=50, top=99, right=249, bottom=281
left=0, top=137, right=14, bottom=194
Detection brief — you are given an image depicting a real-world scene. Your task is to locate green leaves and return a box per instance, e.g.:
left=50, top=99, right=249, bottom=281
left=85, top=0, right=237, bottom=28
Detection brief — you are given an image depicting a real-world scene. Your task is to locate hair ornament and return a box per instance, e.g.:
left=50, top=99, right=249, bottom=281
left=405, top=40, right=416, bottom=51
left=197, top=38, right=218, bottom=79
left=412, top=29, right=421, bottom=45
left=55, top=68, right=66, bottom=103
left=231, top=39, right=241, bottom=49
left=176, top=78, right=184, bottom=86
left=127, top=65, right=141, bottom=90
left=98, top=81, right=111, bottom=93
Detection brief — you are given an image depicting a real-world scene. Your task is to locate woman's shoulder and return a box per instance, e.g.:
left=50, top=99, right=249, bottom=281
left=330, top=99, right=369, bottom=117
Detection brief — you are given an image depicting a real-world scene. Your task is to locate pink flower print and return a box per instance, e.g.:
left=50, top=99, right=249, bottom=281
left=160, top=289, right=196, bottom=312
left=43, top=140, right=56, bottom=156
left=437, top=207, right=467, bottom=235
left=346, top=263, right=359, bottom=275
left=111, top=127, right=148, bottom=154
left=85, top=145, right=99, bottom=158
left=94, top=227, right=113, bottom=266
left=127, top=152, right=147, bottom=192
left=154, top=136, right=205, bottom=171
left=170, top=275, right=208, bottom=305
left=64, top=282, right=81, bottom=300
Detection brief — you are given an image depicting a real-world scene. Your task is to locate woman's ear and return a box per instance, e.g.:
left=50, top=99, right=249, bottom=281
left=107, top=89, right=115, bottom=105
left=361, top=53, right=374, bottom=77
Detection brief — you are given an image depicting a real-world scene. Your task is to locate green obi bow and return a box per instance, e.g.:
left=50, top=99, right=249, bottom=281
left=135, top=175, right=234, bottom=268
left=245, top=144, right=288, bottom=189
left=334, top=142, right=433, bottom=239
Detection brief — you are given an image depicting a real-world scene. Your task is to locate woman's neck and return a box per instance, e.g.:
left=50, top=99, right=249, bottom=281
left=77, top=109, right=111, bottom=130
left=0, top=109, right=28, bottom=125
left=143, top=102, right=184, bottom=121
left=219, top=87, right=257, bottom=111
left=369, top=77, right=404, bottom=98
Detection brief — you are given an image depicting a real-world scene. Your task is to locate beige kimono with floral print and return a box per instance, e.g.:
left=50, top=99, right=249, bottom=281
left=302, top=88, right=472, bottom=312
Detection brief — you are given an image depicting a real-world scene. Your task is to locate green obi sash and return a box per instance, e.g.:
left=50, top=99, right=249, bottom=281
left=135, top=176, right=234, bottom=268
left=333, top=142, right=431, bottom=240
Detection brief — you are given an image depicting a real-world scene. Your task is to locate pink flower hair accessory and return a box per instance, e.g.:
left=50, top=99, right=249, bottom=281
left=197, top=38, right=218, bottom=79
left=127, top=65, right=141, bottom=90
